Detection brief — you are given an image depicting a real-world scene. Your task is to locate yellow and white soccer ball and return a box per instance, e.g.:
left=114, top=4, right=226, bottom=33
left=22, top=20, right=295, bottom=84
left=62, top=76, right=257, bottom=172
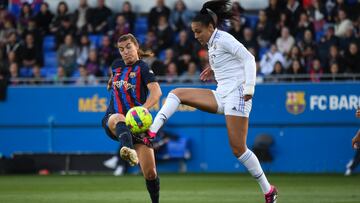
left=125, top=106, right=153, bottom=134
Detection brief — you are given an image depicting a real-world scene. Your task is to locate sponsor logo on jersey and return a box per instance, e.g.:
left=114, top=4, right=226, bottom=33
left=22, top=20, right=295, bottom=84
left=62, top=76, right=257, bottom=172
left=113, top=80, right=136, bottom=90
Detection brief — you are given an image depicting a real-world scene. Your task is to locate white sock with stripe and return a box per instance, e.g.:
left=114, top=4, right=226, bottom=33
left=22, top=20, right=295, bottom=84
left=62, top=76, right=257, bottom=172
left=238, top=148, right=271, bottom=194
left=149, top=93, right=180, bottom=133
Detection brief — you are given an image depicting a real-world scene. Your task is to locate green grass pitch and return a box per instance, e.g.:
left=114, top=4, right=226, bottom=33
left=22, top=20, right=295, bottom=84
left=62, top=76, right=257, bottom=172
left=0, top=174, right=359, bottom=203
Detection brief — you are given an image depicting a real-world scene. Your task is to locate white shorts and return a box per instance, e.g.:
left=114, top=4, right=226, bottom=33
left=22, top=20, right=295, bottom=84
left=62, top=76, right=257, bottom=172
left=212, top=85, right=252, bottom=117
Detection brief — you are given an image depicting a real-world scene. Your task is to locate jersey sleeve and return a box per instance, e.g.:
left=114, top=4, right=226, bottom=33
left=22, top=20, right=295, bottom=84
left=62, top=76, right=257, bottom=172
left=110, top=59, right=124, bottom=74
left=140, top=63, right=156, bottom=85
left=222, top=35, right=256, bottom=95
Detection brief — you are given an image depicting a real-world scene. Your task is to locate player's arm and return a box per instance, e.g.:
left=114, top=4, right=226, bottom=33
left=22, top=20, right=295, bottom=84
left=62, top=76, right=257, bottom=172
left=224, top=37, right=256, bottom=101
left=143, top=82, right=162, bottom=109
left=107, top=72, right=113, bottom=90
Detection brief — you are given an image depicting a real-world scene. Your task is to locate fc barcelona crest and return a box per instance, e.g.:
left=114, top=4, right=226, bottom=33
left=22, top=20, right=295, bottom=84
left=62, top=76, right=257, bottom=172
left=129, top=72, right=136, bottom=78
left=286, top=91, right=306, bottom=115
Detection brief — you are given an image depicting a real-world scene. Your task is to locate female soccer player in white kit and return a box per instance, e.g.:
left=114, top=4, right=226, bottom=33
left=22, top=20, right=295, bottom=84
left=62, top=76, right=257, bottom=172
left=147, top=0, right=278, bottom=202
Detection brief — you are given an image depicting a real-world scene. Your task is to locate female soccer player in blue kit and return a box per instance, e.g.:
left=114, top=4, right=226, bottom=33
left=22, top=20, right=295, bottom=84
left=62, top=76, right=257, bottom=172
left=102, top=34, right=162, bottom=203
left=147, top=0, right=277, bottom=202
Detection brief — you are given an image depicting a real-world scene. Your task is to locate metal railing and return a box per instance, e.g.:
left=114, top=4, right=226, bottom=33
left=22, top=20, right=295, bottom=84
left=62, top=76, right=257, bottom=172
left=6, top=73, right=360, bottom=86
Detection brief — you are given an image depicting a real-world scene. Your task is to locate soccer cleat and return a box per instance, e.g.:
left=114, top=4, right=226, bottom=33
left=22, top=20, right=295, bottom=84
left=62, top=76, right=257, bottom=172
left=120, top=147, right=139, bottom=166
left=265, top=185, right=278, bottom=203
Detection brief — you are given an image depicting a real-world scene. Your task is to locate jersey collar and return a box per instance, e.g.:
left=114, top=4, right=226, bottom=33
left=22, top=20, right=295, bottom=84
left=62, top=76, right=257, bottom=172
left=207, top=28, right=218, bottom=48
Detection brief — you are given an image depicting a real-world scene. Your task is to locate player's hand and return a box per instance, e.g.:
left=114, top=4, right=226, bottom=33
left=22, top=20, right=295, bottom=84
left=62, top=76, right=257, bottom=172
left=244, top=95, right=253, bottom=101
left=200, top=66, right=213, bottom=81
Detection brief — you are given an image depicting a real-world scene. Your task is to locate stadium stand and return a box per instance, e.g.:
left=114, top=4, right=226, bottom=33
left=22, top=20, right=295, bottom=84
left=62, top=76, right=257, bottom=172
left=1, top=0, right=360, bottom=84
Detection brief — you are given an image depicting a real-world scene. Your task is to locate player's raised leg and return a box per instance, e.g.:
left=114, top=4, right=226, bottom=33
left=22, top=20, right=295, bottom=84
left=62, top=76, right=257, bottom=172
left=149, top=88, right=218, bottom=136
left=108, top=113, right=138, bottom=166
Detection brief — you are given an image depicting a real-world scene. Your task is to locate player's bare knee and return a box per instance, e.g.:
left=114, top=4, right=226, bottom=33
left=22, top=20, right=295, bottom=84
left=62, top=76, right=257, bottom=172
left=144, top=168, right=157, bottom=180
left=231, top=146, right=247, bottom=157
left=170, top=88, right=184, bottom=100
left=108, top=114, right=125, bottom=129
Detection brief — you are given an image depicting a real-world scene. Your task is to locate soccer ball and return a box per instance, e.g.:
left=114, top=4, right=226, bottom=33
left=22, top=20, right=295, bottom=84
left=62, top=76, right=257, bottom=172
left=125, top=106, right=153, bottom=134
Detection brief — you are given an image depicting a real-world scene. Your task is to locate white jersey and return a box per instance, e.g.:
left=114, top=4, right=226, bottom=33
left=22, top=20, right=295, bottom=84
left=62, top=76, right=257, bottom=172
left=207, top=28, right=256, bottom=98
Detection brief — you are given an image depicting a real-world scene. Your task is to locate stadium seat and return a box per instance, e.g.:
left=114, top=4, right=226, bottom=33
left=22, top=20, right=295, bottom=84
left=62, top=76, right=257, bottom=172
left=19, top=67, right=32, bottom=77
left=41, top=67, right=57, bottom=78
left=316, top=30, right=325, bottom=42
left=156, top=137, right=191, bottom=160
left=258, top=46, right=269, bottom=60
left=9, top=4, right=20, bottom=17
left=134, top=17, right=148, bottom=36
left=136, top=34, right=146, bottom=45
left=89, top=35, right=102, bottom=48
left=44, top=52, right=57, bottom=67
left=72, top=69, right=80, bottom=77
left=158, top=50, right=166, bottom=61
left=43, top=35, right=55, bottom=52
left=247, top=15, right=259, bottom=29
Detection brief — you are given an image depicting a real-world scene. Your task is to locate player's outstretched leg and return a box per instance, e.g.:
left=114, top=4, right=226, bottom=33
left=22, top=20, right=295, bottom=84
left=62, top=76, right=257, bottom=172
left=148, top=93, right=181, bottom=135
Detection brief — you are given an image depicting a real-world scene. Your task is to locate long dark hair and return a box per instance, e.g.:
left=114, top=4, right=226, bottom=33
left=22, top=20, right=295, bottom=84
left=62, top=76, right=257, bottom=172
left=192, top=0, right=234, bottom=28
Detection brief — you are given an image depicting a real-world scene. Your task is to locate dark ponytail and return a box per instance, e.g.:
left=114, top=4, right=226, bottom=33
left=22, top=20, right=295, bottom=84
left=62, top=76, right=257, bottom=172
left=193, top=0, right=233, bottom=28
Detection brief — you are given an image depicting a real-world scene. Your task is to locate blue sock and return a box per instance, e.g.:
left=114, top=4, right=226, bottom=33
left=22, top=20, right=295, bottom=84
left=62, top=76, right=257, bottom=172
left=116, top=122, right=134, bottom=149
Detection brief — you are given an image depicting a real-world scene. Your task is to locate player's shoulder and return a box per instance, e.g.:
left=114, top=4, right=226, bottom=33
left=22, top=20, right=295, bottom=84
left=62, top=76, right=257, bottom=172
left=136, top=60, right=152, bottom=71
left=111, top=58, right=126, bottom=71
left=220, top=30, right=238, bottom=41
left=217, top=29, right=241, bottom=47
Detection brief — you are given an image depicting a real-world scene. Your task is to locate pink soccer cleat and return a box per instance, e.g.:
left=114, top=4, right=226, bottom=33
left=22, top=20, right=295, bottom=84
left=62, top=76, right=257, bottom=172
left=265, top=185, right=278, bottom=203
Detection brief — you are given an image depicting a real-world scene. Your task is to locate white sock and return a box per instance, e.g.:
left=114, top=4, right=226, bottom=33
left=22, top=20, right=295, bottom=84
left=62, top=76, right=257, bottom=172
left=149, top=93, right=181, bottom=133
left=238, top=148, right=271, bottom=194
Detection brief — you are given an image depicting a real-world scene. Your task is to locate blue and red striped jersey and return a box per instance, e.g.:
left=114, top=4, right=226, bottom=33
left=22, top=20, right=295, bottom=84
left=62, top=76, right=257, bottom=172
left=106, top=59, right=156, bottom=115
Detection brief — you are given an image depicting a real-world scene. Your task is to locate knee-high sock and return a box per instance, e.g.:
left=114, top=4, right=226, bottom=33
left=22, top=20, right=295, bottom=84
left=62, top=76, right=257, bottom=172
left=149, top=93, right=180, bottom=133
left=116, top=122, right=134, bottom=149
left=146, top=176, right=160, bottom=203
left=238, top=148, right=271, bottom=194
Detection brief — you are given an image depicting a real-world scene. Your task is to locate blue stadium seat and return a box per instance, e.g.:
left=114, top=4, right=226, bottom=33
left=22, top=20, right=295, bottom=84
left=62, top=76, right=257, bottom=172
left=156, top=137, right=191, bottom=160
left=41, top=67, right=57, bottom=78
left=43, top=35, right=55, bottom=52
left=247, top=15, right=259, bottom=29
left=19, top=67, right=32, bottom=77
left=258, top=46, right=269, bottom=60
left=135, top=17, right=148, bottom=36
left=9, top=4, right=20, bottom=17
left=136, top=34, right=146, bottom=45
left=316, top=30, right=325, bottom=42
left=44, top=52, right=57, bottom=67
left=89, top=35, right=102, bottom=48
left=72, top=69, right=80, bottom=77
left=158, top=50, right=166, bottom=61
